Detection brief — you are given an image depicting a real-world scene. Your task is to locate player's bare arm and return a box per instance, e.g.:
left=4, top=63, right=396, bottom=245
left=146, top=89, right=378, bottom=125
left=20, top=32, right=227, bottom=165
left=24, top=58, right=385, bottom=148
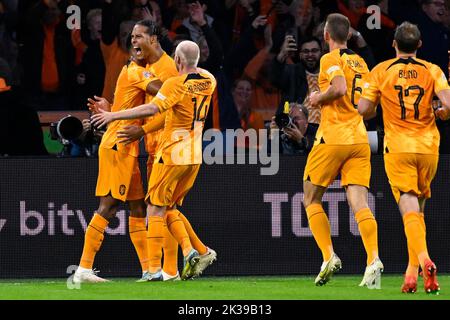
left=358, top=97, right=378, bottom=120
left=435, top=89, right=450, bottom=120
left=309, top=76, right=347, bottom=107
left=146, top=79, right=162, bottom=96
left=91, top=103, right=160, bottom=128
left=117, top=126, right=145, bottom=145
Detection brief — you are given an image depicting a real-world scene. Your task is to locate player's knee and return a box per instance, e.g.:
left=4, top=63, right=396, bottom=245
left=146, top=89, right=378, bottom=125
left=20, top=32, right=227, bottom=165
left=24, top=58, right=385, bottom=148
left=128, top=200, right=147, bottom=217
left=97, top=201, right=119, bottom=220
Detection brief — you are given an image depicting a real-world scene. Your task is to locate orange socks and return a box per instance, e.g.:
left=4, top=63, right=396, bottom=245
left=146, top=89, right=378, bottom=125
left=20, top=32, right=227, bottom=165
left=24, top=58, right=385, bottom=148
left=306, top=204, right=333, bottom=262
left=403, top=212, right=429, bottom=268
left=355, top=208, right=379, bottom=265
left=79, top=213, right=109, bottom=269
left=162, top=223, right=179, bottom=276
left=165, top=209, right=192, bottom=257
left=129, top=216, right=149, bottom=273
left=178, top=211, right=207, bottom=255
left=405, top=212, right=426, bottom=276
left=147, top=216, right=164, bottom=273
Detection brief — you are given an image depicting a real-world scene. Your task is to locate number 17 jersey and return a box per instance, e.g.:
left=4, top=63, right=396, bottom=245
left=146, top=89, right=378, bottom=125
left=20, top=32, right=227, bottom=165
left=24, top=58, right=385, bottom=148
left=315, top=48, right=369, bottom=146
left=362, top=57, right=449, bottom=155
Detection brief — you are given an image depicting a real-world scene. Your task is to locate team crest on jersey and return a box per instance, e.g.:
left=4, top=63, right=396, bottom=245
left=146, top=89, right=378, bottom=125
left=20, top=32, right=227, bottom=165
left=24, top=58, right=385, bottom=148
left=143, top=71, right=153, bottom=79
left=119, top=184, right=126, bottom=195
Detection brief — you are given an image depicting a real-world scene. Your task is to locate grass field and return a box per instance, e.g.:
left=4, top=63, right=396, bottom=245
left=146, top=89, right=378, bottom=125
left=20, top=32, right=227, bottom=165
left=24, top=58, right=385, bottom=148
left=0, top=275, right=449, bottom=300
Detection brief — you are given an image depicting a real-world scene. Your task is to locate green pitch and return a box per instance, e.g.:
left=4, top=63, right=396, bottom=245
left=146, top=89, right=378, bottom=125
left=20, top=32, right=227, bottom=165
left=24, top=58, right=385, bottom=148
left=0, top=275, right=448, bottom=300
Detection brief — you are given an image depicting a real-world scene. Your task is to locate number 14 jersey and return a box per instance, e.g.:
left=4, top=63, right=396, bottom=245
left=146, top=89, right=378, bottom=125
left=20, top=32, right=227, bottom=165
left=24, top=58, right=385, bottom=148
left=316, top=48, right=369, bottom=146
left=362, top=57, right=449, bottom=155
left=150, top=70, right=217, bottom=165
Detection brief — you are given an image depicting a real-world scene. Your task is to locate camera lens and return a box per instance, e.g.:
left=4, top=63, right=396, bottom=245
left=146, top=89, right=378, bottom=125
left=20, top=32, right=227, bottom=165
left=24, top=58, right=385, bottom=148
left=275, top=113, right=292, bottom=129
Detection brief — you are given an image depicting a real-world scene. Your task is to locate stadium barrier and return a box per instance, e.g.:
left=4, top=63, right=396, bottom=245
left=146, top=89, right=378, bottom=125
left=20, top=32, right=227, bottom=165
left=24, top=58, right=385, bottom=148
left=1, top=155, right=449, bottom=278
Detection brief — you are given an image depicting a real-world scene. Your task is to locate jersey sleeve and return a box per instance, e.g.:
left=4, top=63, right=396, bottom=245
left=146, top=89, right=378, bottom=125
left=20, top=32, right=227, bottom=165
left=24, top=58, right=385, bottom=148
left=149, top=52, right=178, bottom=82
left=361, top=67, right=381, bottom=103
left=430, top=64, right=450, bottom=94
left=142, top=112, right=165, bottom=133
left=150, top=77, right=183, bottom=112
left=321, top=54, right=345, bottom=83
left=127, top=65, right=153, bottom=91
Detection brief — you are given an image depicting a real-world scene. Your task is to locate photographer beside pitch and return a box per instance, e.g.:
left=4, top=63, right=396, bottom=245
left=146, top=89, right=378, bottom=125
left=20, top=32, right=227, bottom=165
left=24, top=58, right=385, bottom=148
left=269, top=102, right=314, bottom=155
left=358, top=22, right=450, bottom=295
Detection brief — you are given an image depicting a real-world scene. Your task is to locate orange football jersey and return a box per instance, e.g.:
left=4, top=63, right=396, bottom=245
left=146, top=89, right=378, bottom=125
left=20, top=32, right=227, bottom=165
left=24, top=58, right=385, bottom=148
left=151, top=70, right=217, bottom=165
left=362, top=57, right=450, bottom=154
left=100, top=61, right=152, bottom=157
left=316, top=48, right=369, bottom=145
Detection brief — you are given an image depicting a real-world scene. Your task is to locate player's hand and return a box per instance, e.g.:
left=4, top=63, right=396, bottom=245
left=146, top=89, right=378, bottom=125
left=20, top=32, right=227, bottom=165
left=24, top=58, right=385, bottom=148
left=309, top=91, right=321, bottom=108
left=87, top=95, right=111, bottom=113
left=435, top=107, right=450, bottom=120
left=117, top=125, right=145, bottom=145
left=91, top=109, right=114, bottom=129
left=283, top=122, right=304, bottom=143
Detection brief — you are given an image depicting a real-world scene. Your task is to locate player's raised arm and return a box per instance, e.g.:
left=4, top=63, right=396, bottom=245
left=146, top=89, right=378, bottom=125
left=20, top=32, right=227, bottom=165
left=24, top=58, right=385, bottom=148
left=91, top=103, right=160, bottom=128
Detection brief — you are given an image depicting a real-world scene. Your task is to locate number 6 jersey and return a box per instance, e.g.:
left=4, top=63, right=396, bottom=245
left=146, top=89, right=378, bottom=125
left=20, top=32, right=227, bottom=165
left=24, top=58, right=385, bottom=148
left=150, top=69, right=217, bottom=165
left=362, top=56, right=449, bottom=155
left=316, top=48, right=370, bottom=146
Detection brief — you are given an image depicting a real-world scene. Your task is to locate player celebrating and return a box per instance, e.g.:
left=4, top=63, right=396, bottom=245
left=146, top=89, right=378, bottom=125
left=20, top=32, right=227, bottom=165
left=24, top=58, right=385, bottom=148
left=91, top=40, right=216, bottom=280
left=358, top=22, right=450, bottom=294
left=73, top=21, right=163, bottom=284
left=304, top=13, right=383, bottom=288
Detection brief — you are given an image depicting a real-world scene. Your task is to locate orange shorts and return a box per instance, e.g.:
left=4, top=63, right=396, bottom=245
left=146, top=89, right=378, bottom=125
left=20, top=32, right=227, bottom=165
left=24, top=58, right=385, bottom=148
left=147, top=162, right=200, bottom=207
left=384, top=153, right=438, bottom=203
left=303, top=143, right=371, bottom=188
left=96, top=147, right=145, bottom=202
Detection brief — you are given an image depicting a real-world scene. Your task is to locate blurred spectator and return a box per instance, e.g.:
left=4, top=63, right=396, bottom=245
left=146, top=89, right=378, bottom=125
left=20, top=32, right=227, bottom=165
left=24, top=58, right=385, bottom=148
left=101, top=0, right=134, bottom=103
left=416, top=0, right=449, bottom=77
left=232, top=78, right=264, bottom=130
left=176, top=1, right=221, bottom=43
left=242, top=17, right=281, bottom=116
left=73, top=8, right=105, bottom=110
left=0, top=0, right=19, bottom=86
left=19, top=0, right=75, bottom=110
left=269, top=102, right=314, bottom=155
left=415, top=0, right=450, bottom=153
left=186, top=1, right=224, bottom=130
left=147, top=1, right=174, bottom=53
left=270, top=35, right=322, bottom=125
left=356, top=0, right=396, bottom=63
left=271, top=0, right=319, bottom=53
left=0, top=59, right=48, bottom=155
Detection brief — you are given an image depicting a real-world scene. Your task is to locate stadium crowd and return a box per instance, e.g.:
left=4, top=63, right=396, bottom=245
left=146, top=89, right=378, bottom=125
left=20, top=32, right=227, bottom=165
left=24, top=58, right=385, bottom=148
left=1, top=0, right=450, bottom=155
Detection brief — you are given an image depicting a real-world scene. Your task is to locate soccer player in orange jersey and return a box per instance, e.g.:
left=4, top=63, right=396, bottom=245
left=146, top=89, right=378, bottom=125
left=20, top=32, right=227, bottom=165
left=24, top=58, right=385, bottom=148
left=92, top=40, right=217, bottom=280
left=73, top=21, right=166, bottom=284
left=358, top=22, right=450, bottom=294
left=304, top=13, right=383, bottom=288
left=117, top=30, right=216, bottom=281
